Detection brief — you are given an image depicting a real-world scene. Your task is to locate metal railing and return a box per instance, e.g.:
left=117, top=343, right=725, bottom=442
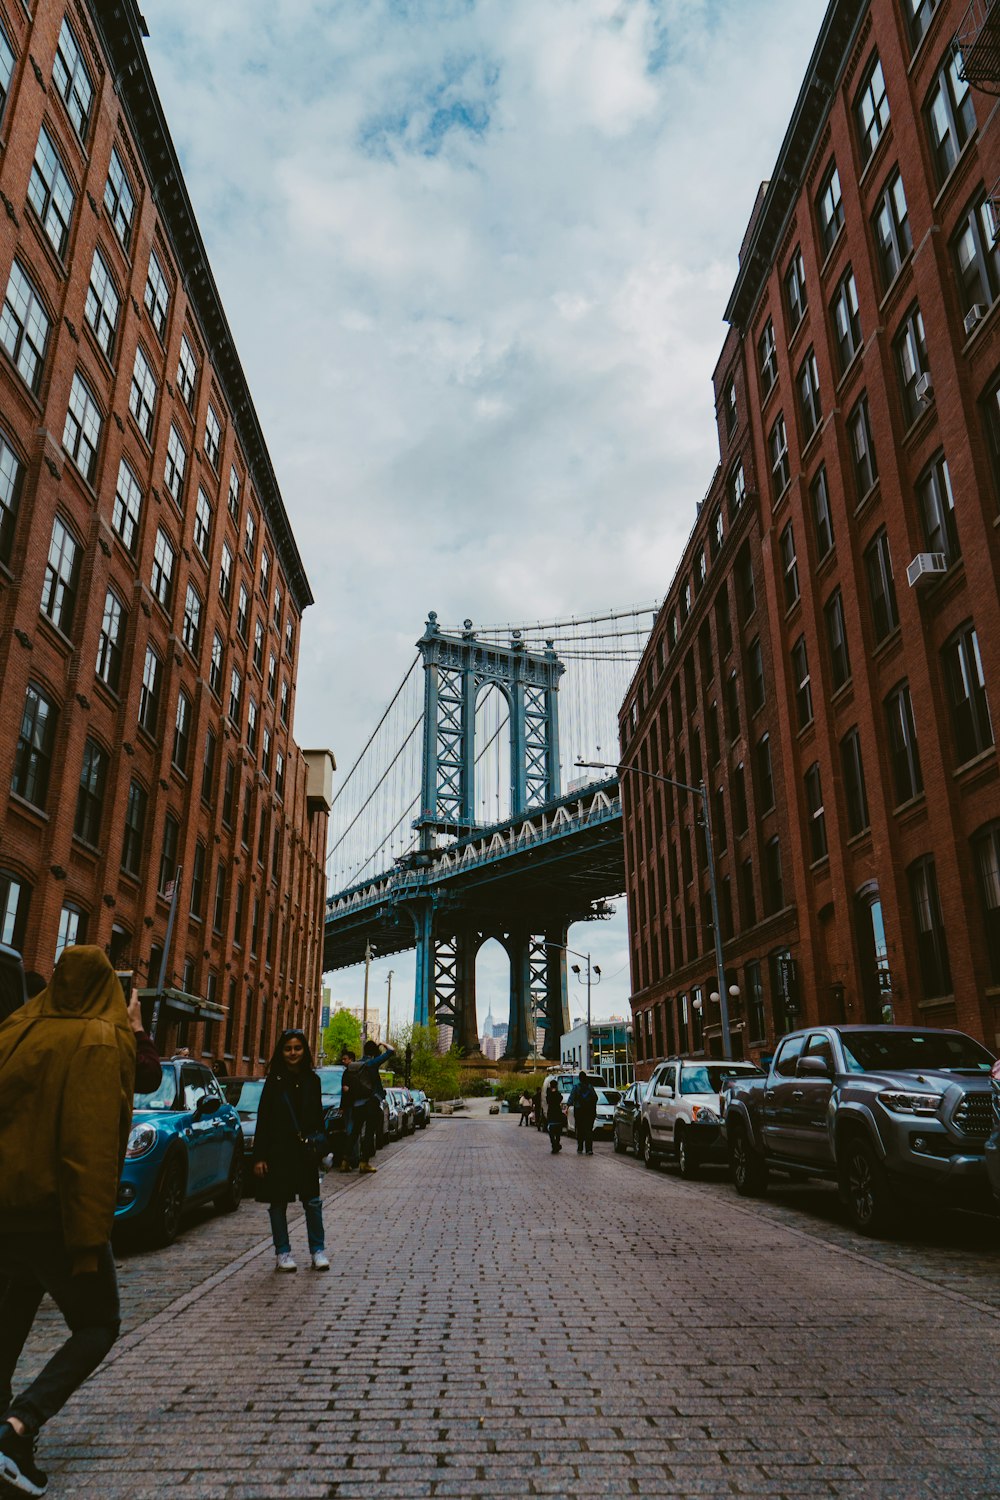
left=958, top=0, right=1000, bottom=93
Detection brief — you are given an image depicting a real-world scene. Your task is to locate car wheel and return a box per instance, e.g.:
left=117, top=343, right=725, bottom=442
left=215, top=1145, right=244, bottom=1214
left=842, top=1135, right=895, bottom=1237
left=613, top=1126, right=626, bottom=1155
left=676, top=1129, right=699, bottom=1180
left=730, top=1123, right=769, bottom=1197
left=642, top=1130, right=656, bottom=1170
left=149, top=1156, right=185, bottom=1247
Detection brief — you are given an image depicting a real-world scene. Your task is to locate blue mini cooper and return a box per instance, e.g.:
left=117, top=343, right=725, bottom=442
left=117, top=1059, right=245, bottom=1246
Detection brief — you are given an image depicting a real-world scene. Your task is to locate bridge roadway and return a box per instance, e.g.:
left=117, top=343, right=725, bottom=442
left=323, top=778, right=625, bottom=973
left=23, top=1104, right=1000, bottom=1497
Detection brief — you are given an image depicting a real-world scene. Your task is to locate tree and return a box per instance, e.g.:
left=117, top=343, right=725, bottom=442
left=395, top=1022, right=462, bottom=1100
left=321, top=1007, right=361, bottom=1063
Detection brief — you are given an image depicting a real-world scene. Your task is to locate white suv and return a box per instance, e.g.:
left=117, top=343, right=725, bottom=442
left=638, top=1057, right=763, bottom=1178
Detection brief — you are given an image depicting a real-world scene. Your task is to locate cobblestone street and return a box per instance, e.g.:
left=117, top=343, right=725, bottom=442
left=20, top=1109, right=1000, bottom=1498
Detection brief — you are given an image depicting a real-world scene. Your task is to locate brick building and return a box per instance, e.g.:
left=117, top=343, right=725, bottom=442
left=621, top=0, right=1000, bottom=1070
left=0, top=0, right=333, bottom=1068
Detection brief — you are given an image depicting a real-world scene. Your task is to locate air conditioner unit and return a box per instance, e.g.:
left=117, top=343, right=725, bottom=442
left=906, top=552, right=948, bottom=587
left=964, top=303, right=988, bottom=336
left=914, top=372, right=933, bottom=404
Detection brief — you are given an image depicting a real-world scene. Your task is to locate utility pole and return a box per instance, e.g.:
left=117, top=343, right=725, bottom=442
left=361, top=939, right=373, bottom=1041
left=385, top=969, right=394, bottom=1045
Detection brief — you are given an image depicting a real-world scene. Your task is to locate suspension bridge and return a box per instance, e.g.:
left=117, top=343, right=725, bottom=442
left=324, top=605, right=657, bottom=1058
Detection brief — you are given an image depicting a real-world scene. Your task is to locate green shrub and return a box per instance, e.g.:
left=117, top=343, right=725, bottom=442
left=459, top=1073, right=493, bottom=1097
left=496, top=1071, right=548, bottom=1111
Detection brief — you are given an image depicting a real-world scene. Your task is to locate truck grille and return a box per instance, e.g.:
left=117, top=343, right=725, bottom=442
left=953, top=1092, right=993, bottom=1137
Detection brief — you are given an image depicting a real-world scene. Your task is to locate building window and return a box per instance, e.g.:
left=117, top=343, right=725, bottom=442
left=260, top=547, right=271, bottom=596
left=96, top=590, right=126, bottom=691
left=734, top=547, right=755, bottom=626
left=121, top=780, right=147, bottom=877
left=746, top=638, right=765, bottom=715
left=951, top=193, right=1000, bottom=319
left=816, top=162, right=844, bottom=257
left=201, top=728, right=217, bottom=807
left=104, top=147, right=135, bottom=250
left=246, top=696, right=258, bottom=756
left=907, top=0, right=940, bottom=48
left=972, top=823, right=1000, bottom=984
left=797, top=346, right=821, bottom=441
left=779, top=523, right=799, bottom=608
left=926, top=50, right=975, bottom=185
left=177, top=334, right=198, bottom=411
left=0, top=25, right=14, bottom=124
left=723, top=670, right=740, bottom=742
left=194, top=487, right=212, bottom=559
left=254, top=619, right=265, bottom=674
left=785, top=247, right=807, bottom=332
left=872, top=170, right=912, bottom=290
left=267, top=651, right=278, bottom=702
left=0, top=870, right=30, bottom=951
left=763, top=837, right=784, bottom=915
left=138, top=646, right=162, bottom=737
left=172, top=690, right=192, bottom=774
left=129, top=346, right=157, bottom=441
left=754, top=734, right=775, bottom=811
left=279, top=679, right=289, bottom=727
left=758, top=318, right=778, bottom=395
left=236, top=583, right=250, bottom=641
left=804, top=762, right=827, bottom=862
left=159, top=815, right=180, bottom=898
left=848, top=392, right=878, bottom=499
left=55, top=904, right=85, bottom=961
left=769, top=412, right=789, bottom=499
left=1, top=261, right=51, bottom=392
left=189, top=842, right=206, bottom=921
left=228, top=464, right=241, bottom=521
left=63, top=372, right=102, bottom=484
left=908, top=856, right=951, bottom=999
left=229, top=667, right=242, bottom=726
left=210, top=631, right=224, bottom=696
left=894, top=305, right=929, bottom=427
left=53, top=16, right=94, bottom=137
left=724, top=378, right=738, bottom=438
left=710, top=506, right=724, bottom=559
left=809, top=466, right=834, bottom=559
left=84, top=248, right=120, bottom=360
left=727, top=462, right=746, bottom=520
left=74, top=738, right=108, bottom=846
left=791, top=636, right=812, bottom=729
left=261, top=726, right=272, bottom=779
left=28, top=126, right=75, bottom=259
left=244, top=509, right=256, bottom=564
left=164, top=424, right=187, bottom=505
left=980, top=373, right=1000, bottom=507
left=275, top=750, right=285, bottom=800
left=855, top=55, right=889, bottom=165
left=204, top=404, right=221, bottom=468
left=107, top=464, right=142, bottom=559
left=916, top=451, right=959, bottom=564
left=233, top=882, right=245, bottom=948
left=213, top=863, right=227, bottom=932
left=144, top=248, right=170, bottom=340
left=831, top=268, right=862, bottom=373
left=221, top=758, right=236, bottom=828
left=885, top=681, right=923, bottom=802
left=219, top=542, right=233, bottom=607
left=942, top=622, right=994, bottom=763
left=824, top=589, right=851, bottom=690
left=12, top=683, right=57, bottom=808
left=150, top=527, right=176, bottom=610
left=181, top=583, right=202, bottom=656
left=273, top=583, right=283, bottom=629
left=0, top=430, right=23, bottom=566
left=840, top=727, right=870, bottom=837
left=286, top=616, right=295, bottom=660
left=864, top=528, right=899, bottom=645
left=40, top=516, right=80, bottom=633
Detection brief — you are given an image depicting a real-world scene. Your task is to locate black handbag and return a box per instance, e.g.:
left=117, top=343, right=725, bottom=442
left=282, top=1089, right=327, bottom=1163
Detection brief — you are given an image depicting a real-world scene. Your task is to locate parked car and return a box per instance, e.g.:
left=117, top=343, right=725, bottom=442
left=117, top=1059, right=244, bottom=1246
left=384, top=1089, right=402, bottom=1141
left=222, top=1076, right=264, bottom=1155
left=724, top=1025, right=996, bottom=1234
left=410, top=1089, right=431, bottom=1127
left=316, top=1065, right=349, bottom=1158
left=985, top=1059, right=1000, bottom=1205
left=639, top=1057, right=764, bottom=1178
left=612, top=1080, right=650, bottom=1156
left=389, top=1086, right=416, bottom=1135
left=567, top=1085, right=622, bottom=1139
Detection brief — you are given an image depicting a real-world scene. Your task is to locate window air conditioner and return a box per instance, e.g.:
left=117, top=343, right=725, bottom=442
left=914, top=372, right=933, bottom=404
left=906, top=552, right=948, bottom=587
left=964, top=303, right=988, bottom=336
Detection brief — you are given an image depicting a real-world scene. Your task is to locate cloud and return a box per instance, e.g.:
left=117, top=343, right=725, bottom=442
left=144, top=0, right=827, bottom=1021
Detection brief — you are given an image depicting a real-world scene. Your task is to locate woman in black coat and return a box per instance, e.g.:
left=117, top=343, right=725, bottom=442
left=252, top=1029, right=329, bottom=1273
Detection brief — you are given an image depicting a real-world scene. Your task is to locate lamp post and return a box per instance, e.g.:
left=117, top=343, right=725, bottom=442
left=545, top=941, right=601, bottom=1074
left=361, top=939, right=373, bottom=1041
left=385, top=969, right=394, bottom=1046
left=578, top=757, right=733, bottom=1061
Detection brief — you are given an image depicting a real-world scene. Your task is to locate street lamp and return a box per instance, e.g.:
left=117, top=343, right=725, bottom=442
left=385, top=969, right=394, bottom=1046
left=577, top=756, right=733, bottom=1061
left=546, top=941, right=601, bottom=1073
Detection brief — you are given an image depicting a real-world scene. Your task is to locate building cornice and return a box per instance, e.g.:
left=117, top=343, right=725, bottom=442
left=88, top=0, right=314, bottom=613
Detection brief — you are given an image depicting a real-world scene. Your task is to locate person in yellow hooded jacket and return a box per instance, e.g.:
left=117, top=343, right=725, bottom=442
left=0, top=946, right=139, bottom=1498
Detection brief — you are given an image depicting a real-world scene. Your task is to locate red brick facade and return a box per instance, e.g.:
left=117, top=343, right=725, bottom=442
left=621, top=0, right=1000, bottom=1071
left=0, top=0, right=330, bottom=1069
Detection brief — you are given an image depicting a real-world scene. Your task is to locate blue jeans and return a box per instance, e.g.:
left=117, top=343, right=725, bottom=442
left=268, top=1198, right=324, bottom=1255
left=346, top=1099, right=382, bottom=1166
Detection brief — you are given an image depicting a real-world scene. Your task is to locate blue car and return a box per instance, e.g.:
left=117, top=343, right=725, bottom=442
left=117, top=1059, right=244, bottom=1246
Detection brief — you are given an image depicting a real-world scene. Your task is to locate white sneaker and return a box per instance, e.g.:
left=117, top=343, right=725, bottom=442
left=275, top=1252, right=297, bottom=1272
left=311, top=1251, right=330, bottom=1272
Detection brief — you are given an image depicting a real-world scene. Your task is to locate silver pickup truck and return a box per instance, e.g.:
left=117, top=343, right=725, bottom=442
left=723, top=1024, right=995, bottom=1235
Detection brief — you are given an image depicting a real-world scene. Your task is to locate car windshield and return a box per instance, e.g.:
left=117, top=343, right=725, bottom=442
left=316, top=1066, right=345, bottom=1105
left=596, top=1089, right=621, bottom=1105
left=681, top=1064, right=762, bottom=1095
left=135, top=1068, right=178, bottom=1110
left=840, top=1030, right=995, bottom=1074
left=224, top=1079, right=264, bottom=1116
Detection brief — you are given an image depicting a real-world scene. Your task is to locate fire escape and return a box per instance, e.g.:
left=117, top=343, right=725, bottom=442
left=958, top=1, right=1000, bottom=236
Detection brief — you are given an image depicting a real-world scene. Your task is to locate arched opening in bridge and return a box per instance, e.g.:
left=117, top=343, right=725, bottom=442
left=474, top=684, right=512, bottom=827
left=475, top=938, right=510, bottom=1055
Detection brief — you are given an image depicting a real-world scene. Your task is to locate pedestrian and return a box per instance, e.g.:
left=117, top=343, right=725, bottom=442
left=0, top=946, right=139, bottom=1498
left=343, top=1039, right=395, bottom=1175
left=568, top=1071, right=598, bottom=1155
left=336, top=1049, right=357, bottom=1172
left=545, top=1081, right=565, bottom=1154
left=211, top=1058, right=228, bottom=1080
left=533, top=1087, right=544, bottom=1131
left=252, top=1029, right=330, bottom=1273
left=518, top=1091, right=532, bottom=1126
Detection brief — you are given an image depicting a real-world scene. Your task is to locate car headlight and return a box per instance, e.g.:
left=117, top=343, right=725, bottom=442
left=877, top=1091, right=943, bottom=1116
left=126, top=1122, right=158, bottom=1158
left=690, top=1105, right=720, bottom=1124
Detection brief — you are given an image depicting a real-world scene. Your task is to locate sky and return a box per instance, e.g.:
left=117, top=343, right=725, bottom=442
left=144, top=0, right=828, bottom=1032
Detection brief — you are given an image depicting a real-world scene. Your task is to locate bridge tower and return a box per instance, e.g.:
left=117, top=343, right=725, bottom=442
left=411, top=613, right=570, bottom=1059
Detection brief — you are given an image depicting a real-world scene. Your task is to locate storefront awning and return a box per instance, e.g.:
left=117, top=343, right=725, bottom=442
left=137, top=987, right=225, bottom=1023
